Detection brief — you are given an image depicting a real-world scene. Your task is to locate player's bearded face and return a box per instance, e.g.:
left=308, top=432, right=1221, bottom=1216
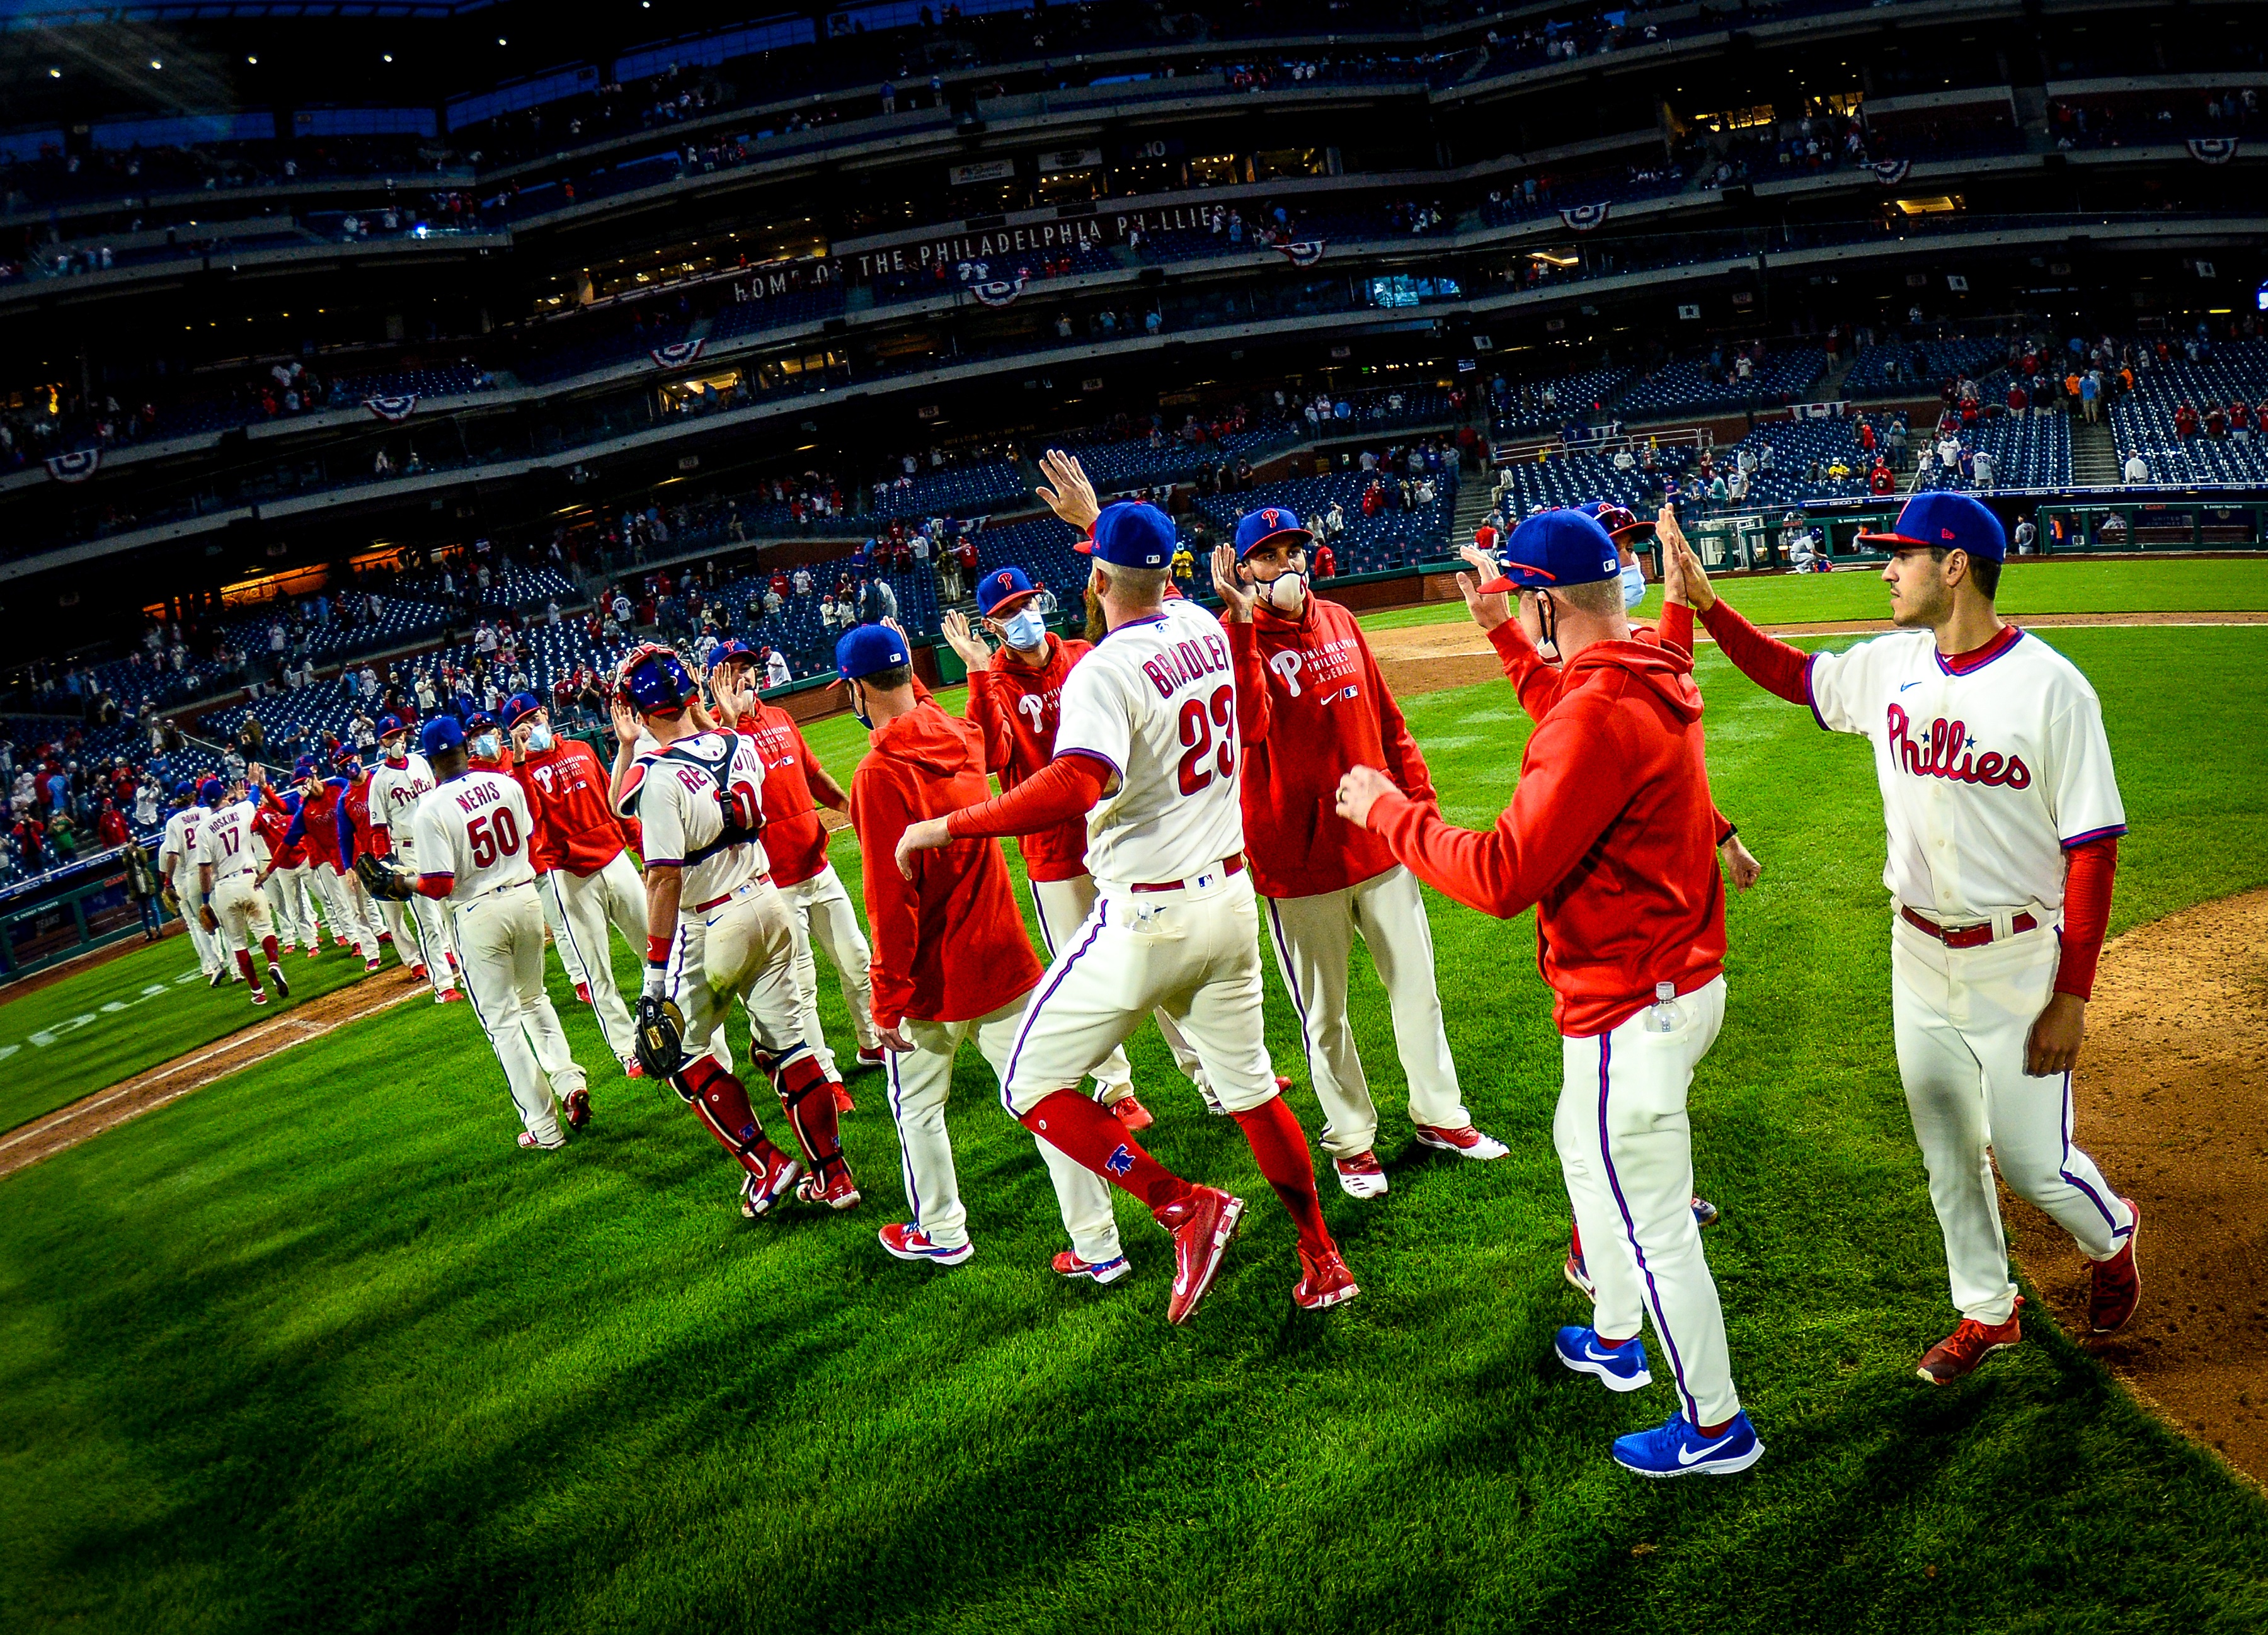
left=1884, top=548, right=1953, bottom=628
left=1083, top=571, right=1108, bottom=643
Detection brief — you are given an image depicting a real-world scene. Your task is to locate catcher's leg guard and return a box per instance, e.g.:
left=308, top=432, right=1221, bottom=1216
left=679, top=1056, right=786, bottom=1179
left=770, top=1045, right=847, bottom=1180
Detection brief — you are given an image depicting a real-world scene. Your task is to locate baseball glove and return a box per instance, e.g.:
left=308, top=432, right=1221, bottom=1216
left=197, top=902, right=219, bottom=933
left=634, top=994, right=688, bottom=1083
left=159, top=884, right=180, bottom=917
left=355, top=851, right=417, bottom=902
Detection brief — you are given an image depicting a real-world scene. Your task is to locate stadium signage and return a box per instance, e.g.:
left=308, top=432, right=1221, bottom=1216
left=845, top=203, right=1247, bottom=280
left=730, top=259, right=833, bottom=302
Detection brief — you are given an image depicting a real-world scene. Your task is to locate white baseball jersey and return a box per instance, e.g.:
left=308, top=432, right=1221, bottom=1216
left=194, top=798, right=262, bottom=885
left=1805, top=626, right=2126, bottom=921
left=411, top=770, right=537, bottom=901
left=368, top=754, right=437, bottom=858
left=161, top=806, right=209, bottom=888
left=1054, top=597, right=1246, bottom=888
left=619, top=729, right=768, bottom=909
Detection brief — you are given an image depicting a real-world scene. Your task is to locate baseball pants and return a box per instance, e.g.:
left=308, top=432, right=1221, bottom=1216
left=261, top=862, right=321, bottom=949
left=176, top=874, right=226, bottom=975
left=539, top=872, right=591, bottom=991
left=1554, top=975, right=1741, bottom=1431
left=384, top=894, right=459, bottom=995
left=885, top=992, right=1122, bottom=1265
left=1263, top=863, right=1470, bottom=1158
left=1891, top=913, right=2134, bottom=1326
left=671, top=877, right=805, bottom=1066
left=546, top=851, right=646, bottom=1062
left=452, top=880, right=586, bottom=1145
left=782, top=863, right=881, bottom=1076
left=319, top=863, right=387, bottom=956
left=1002, top=870, right=1281, bottom=1118
left=211, top=874, right=275, bottom=951
left=1029, top=872, right=1212, bottom=1103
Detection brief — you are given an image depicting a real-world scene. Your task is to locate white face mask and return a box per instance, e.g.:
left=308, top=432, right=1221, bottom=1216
left=999, top=608, right=1049, bottom=651
left=1258, top=568, right=1307, bottom=614
left=525, top=725, right=554, bottom=753
left=1622, top=562, right=1647, bottom=610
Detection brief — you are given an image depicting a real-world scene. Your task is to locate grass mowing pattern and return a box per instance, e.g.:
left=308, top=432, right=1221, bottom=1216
left=2, top=619, right=2265, bottom=1631
left=0, top=931, right=379, bottom=1133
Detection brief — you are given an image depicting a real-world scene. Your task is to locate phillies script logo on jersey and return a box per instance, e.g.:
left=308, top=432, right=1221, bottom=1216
left=1140, top=629, right=1232, bottom=698
left=1886, top=704, right=2032, bottom=788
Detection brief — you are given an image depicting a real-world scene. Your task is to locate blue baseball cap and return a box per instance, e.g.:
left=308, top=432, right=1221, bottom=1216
left=500, top=692, right=543, bottom=729
left=1858, top=491, right=2006, bottom=562
left=1477, top=510, right=1622, bottom=593
left=173, top=779, right=193, bottom=798
left=835, top=624, right=910, bottom=681
left=1077, top=501, right=1174, bottom=569
left=1233, top=504, right=1312, bottom=557
left=376, top=714, right=404, bottom=738
left=292, top=755, right=316, bottom=778
left=196, top=777, right=224, bottom=804
left=420, top=715, right=465, bottom=758
left=975, top=564, right=1042, bottom=615
left=1579, top=498, right=1654, bottom=542
left=708, top=639, right=756, bottom=666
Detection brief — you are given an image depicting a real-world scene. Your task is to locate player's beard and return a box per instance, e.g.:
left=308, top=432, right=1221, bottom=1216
left=1083, top=581, right=1108, bottom=644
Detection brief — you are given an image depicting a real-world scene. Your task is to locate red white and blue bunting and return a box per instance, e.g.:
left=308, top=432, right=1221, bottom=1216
left=968, top=274, right=1027, bottom=308
left=2187, top=137, right=2239, bottom=165
left=1560, top=203, right=1610, bottom=232
left=650, top=339, right=706, bottom=369
left=364, top=394, right=419, bottom=423
left=1275, top=239, right=1327, bottom=268
left=44, top=448, right=100, bottom=482
left=1870, top=159, right=1913, bottom=185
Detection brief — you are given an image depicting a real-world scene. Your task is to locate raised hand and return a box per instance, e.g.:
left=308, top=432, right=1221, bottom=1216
left=608, top=695, right=641, bottom=746
left=1210, top=543, right=1256, bottom=622
left=940, top=609, right=992, bottom=669
left=1455, top=569, right=1511, bottom=634
left=1035, top=448, right=1101, bottom=533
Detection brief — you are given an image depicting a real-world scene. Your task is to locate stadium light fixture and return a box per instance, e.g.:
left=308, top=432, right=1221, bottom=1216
left=384, top=54, right=394, bottom=62
left=150, top=59, right=163, bottom=70
left=48, top=67, right=60, bottom=77
left=247, top=55, right=258, bottom=64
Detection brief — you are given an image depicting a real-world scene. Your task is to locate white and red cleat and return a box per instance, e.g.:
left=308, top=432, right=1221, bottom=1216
left=879, top=1223, right=973, bottom=1266
left=2091, top=1200, right=2142, bottom=1333
left=437, top=988, right=464, bottom=1005
left=409, top=962, right=428, bottom=981
left=1157, top=1185, right=1245, bottom=1325
left=1109, top=1093, right=1154, bottom=1131
left=740, top=1149, right=803, bottom=1217
left=1333, top=1150, right=1389, bottom=1199
left=1293, top=1246, right=1361, bottom=1311
left=797, top=1163, right=863, bottom=1212
left=249, top=988, right=269, bottom=1006
left=620, top=1056, right=646, bottom=1080
left=306, top=946, right=322, bottom=960
left=855, top=1045, right=886, bottom=1074
left=1918, top=1297, right=2024, bottom=1386
left=1051, top=1249, right=1131, bottom=1285
left=364, top=957, right=382, bottom=973
left=1414, top=1124, right=1510, bottom=1160
left=563, top=1088, right=592, bottom=1131
left=518, top=1129, right=568, bottom=1152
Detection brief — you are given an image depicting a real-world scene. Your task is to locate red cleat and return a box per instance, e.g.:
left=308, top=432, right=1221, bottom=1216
left=437, top=988, right=464, bottom=1004
left=363, top=957, right=382, bottom=973
left=563, top=1088, right=592, bottom=1131
left=575, top=983, right=591, bottom=1005
left=854, top=1045, right=886, bottom=1074
left=409, top=962, right=428, bottom=981
left=621, top=1057, right=646, bottom=1080
left=1293, top=1245, right=1360, bottom=1311
left=2091, top=1199, right=2141, bottom=1333
left=377, top=931, right=394, bottom=945
left=1333, top=1150, right=1389, bottom=1199
left=1156, top=1185, right=1246, bottom=1326
left=740, top=1149, right=803, bottom=1218
left=832, top=1080, right=856, bottom=1114
left=1051, top=1248, right=1132, bottom=1285
left=1274, top=1074, right=1292, bottom=1093
left=796, top=1162, right=863, bottom=1212
left=1918, top=1297, right=2024, bottom=1386
left=305, top=947, right=321, bottom=960
left=1108, top=1093, right=1153, bottom=1131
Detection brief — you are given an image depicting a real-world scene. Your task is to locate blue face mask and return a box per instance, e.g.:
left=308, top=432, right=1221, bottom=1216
left=999, top=608, right=1049, bottom=652
left=472, top=733, right=500, bottom=760
left=526, top=725, right=554, bottom=753
left=1621, top=561, right=1647, bottom=610
left=849, top=681, right=874, bottom=731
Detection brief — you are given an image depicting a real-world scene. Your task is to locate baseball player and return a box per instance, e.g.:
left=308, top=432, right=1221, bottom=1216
left=159, top=782, right=229, bottom=983
left=898, top=493, right=1356, bottom=1324
left=365, top=716, right=463, bottom=1002
left=195, top=773, right=292, bottom=1006
left=610, top=645, right=859, bottom=1217
left=1337, top=508, right=1762, bottom=1478
left=1210, top=508, right=1509, bottom=1197
left=468, top=708, right=595, bottom=1008
left=251, top=760, right=324, bottom=954
left=363, top=715, right=591, bottom=1146
left=1664, top=492, right=2139, bottom=1382
left=503, top=692, right=649, bottom=1079
left=294, top=761, right=386, bottom=971
left=707, top=642, right=883, bottom=1092
left=940, top=566, right=1227, bottom=1129
left=833, top=625, right=1126, bottom=1273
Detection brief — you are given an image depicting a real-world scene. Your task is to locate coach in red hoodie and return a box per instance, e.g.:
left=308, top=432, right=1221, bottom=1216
left=839, top=624, right=1128, bottom=1280
left=1336, top=508, right=1763, bottom=1481
left=1211, top=509, right=1506, bottom=1200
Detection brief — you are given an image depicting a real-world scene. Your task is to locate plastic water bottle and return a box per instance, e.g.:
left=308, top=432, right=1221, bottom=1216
left=1645, top=981, right=1684, bottom=1033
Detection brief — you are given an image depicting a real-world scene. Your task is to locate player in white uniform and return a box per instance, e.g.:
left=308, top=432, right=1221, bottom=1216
left=611, top=645, right=859, bottom=1217
left=898, top=491, right=1356, bottom=1324
left=160, top=782, right=229, bottom=983
left=194, top=774, right=291, bottom=1005
left=1666, top=492, right=2141, bottom=1382
left=367, top=716, right=462, bottom=1001
left=370, top=715, right=589, bottom=1148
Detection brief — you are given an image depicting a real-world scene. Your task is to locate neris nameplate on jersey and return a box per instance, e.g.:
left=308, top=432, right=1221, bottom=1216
left=1139, top=630, right=1232, bottom=698
left=452, top=780, right=507, bottom=814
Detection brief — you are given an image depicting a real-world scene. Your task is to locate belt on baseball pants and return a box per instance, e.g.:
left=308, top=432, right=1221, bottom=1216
left=1127, top=855, right=1246, bottom=895
left=690, top=873, right=772, bottom=914
left=1899, top=905, right=2037, bottom=950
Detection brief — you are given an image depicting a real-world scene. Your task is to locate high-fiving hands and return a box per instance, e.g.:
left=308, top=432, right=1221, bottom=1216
left=1035, top=449, right=1101, bottom=534
left=1210, top=543, right=1256, bottom=622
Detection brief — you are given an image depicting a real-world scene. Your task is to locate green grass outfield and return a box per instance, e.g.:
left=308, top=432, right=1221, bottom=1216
left=3, top=594, right=2267, bottom=1631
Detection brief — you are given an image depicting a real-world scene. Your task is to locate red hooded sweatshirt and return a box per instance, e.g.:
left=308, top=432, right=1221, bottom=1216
left=1366, top=620, right=1726, bottom=1036
left=964, top=633, right=1094, bottom=884
left=1225, top=594, right=1433, bottom=899
left=850, top=701, right=1042, bottom=1030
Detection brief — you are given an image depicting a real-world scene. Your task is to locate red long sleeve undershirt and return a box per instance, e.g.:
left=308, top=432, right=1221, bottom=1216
left=945, top=753, right=1111, bottom=841
left=1695, top=598, right=1812, bottom=705
left=2056, top=836, right=2117, bottom=1000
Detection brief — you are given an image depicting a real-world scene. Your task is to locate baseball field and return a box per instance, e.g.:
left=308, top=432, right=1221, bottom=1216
left=4, top=559, right=2265, bottom=1632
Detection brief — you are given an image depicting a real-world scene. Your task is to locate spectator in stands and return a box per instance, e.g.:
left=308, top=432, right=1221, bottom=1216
left=764, top=646, right=792, bottom=690
left=856, top=574, right=897, bottom=625
left=1170, top=541, right=1196, bottom=590
left=2122, top=450, right=2150, bottom=483
left=1971, top=449, right=1995, bottom=489
left=1869, top=458, right=1896, bottom=496
left=2175, top=403, right=2200, bottom=438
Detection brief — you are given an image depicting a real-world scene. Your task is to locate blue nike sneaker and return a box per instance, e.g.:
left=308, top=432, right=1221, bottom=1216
left=1612, top=1410, right=1765, bottom=1478
left=1553, top=1325, right=1652, bottom=1392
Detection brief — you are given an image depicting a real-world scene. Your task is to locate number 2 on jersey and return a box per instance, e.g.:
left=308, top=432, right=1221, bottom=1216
left=1176, top=684, right=1236, bottom=795
left=467, top=809, right=521, bottom=868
